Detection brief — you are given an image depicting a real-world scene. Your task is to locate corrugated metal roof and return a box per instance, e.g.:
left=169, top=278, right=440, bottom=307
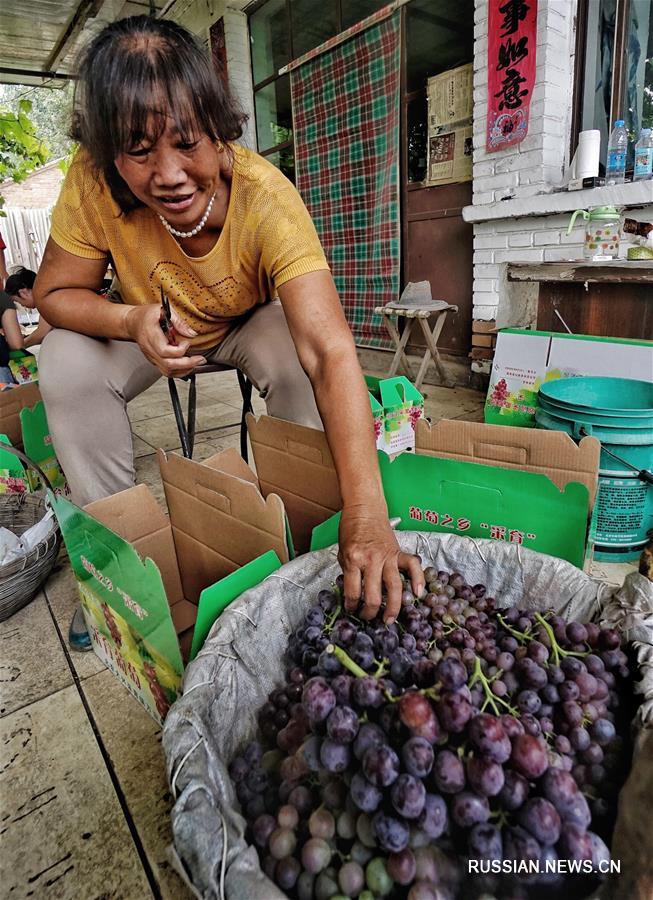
left=0, top=0, right=169, bottom=86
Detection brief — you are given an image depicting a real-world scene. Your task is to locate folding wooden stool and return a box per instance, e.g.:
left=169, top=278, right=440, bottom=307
left=374, top=300, right=458, bottom=390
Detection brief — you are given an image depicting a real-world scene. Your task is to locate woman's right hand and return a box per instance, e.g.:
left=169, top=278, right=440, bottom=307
left=124, top=304, right=206, bottom=377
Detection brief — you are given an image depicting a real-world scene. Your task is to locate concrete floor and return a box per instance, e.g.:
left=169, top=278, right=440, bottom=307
left=0, top=365, right=633, bottom=899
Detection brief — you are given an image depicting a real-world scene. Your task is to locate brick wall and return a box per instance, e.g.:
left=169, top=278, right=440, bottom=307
left=472, top=0, right=576, bottom=205
left=1, top=161, right=64, bottom=209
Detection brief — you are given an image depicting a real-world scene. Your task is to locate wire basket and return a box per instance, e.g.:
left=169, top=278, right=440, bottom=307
left=0, top=447, right=61, bottom=621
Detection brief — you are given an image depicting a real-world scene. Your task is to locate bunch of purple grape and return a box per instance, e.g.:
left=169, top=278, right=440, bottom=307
left=228, top=566, right=634, bottom=899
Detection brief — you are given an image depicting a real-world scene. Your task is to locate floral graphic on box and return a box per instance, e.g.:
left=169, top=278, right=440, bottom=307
left=0, top=470, right=28, bottom=493
left=9, top=356, right=38, bottom=385
left=487, top=369, right=566, bottom=425
left=79, top=582, right=180, bottom=723
left=408, top=405, right=422, bottom=431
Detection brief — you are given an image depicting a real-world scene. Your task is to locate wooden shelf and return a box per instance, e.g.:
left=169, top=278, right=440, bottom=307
left=507, top=260, right=653, bottom=284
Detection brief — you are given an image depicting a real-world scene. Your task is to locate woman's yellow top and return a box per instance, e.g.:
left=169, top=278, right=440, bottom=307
left=50, top=145, right=330, bottom=351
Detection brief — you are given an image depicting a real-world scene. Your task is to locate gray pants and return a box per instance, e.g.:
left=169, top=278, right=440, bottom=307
left=38, top=302, right=322, bottom=506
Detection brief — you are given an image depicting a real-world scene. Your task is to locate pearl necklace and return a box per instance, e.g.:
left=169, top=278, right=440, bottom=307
left=158, top=191, right=216, bottom=239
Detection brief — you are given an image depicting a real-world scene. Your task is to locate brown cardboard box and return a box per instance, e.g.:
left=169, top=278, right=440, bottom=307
left=247, top=414, right=341, bottom=554
left=157, top=448, right=290, bottom=605
left=470, top=347, right=494, bottom=360
left=247, top=414, right=600, bottom=546
left=0, top=383, right=41, bottom=447
left=91, top=446, right=289, bottom=652
left=64, top=446, right=291, bottom=688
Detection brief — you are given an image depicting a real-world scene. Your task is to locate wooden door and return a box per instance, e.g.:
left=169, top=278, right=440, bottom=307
left=404, top=181, right=473, bottom=356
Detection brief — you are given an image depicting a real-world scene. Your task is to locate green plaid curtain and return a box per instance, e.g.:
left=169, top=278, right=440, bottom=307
left=290, top=13, right=401, bottom=348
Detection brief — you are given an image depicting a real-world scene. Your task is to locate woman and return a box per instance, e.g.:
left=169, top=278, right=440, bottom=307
left=0, top=231, right=8, bottom=290
left=4, top=267, right=52, bottom=348
left=35, top=16, right=422, bottom=646
left=0, top=288, right=22, bottom=383
left=0, top=263, right=39, bottom=383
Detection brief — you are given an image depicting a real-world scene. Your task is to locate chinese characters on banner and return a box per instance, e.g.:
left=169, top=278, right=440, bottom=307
left=486, top=0, right=538, bottom=152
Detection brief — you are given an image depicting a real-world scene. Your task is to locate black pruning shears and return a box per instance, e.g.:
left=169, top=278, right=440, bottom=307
left=160, top=286, right=196, bottom=459
left=159, top=286, right=178, bottom=345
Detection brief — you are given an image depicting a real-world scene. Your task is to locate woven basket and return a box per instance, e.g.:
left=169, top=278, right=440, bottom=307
left=0, top=447, right=61, bottom=622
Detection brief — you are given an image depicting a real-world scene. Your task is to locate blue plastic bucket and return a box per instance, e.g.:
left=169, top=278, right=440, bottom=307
left=536, top=377, right=653, bottom=562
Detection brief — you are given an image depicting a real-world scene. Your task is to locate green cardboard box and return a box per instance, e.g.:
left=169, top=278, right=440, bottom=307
left=20, top=401, right=68, bottom=495
left=0, top=399, right=68, bottom=495
left=311, top=418, right=601, bottom=570
left=486, top=329, right=653, bottom=428
left=50, top=447, right=292, bottom=724
left=0, top=435, right=31, bottom=492
left=366, top=376, right=424, bottom=455
left=8, top=349, right=38, bottom=385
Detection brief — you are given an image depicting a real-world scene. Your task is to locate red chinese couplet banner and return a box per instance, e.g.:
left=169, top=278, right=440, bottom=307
left=486, top=0, right=538, bottom=152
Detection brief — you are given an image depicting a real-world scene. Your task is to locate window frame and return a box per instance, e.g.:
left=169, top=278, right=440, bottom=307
left=247, top=0, right=390, bottom=171
left=570, top=0, right=649, bottom=159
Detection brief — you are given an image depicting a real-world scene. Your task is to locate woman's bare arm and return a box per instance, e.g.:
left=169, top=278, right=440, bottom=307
left=1, top=308, right=25, bottom=350
left=24, top=318, right=52, bottom=348
left=34, top=238, right=206, bottom=375
left=278, top=269, right=423, bottom=622
left=34, top=238, right=135, bottom=338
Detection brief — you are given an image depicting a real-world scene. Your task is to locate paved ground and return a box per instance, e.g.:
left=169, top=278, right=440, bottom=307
left=0, top=365, right=633, bottom=899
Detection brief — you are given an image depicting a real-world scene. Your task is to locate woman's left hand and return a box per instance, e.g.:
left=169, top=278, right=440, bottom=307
left=338, top=505, right=425, bottom=625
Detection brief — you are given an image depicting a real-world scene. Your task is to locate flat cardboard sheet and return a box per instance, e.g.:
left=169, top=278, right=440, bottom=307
left=247, top=414, right=342, bottom=553
left=415, top=418, right=600, bottom=507
left=85, top=485, right=185, bottom=606
left=158, top=448, right=290, bottom=604
left=0, top=382, right=41, bottom=447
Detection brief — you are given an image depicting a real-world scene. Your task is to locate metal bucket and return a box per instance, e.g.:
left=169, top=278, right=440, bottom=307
left=536, top=376, right=653, bottom=562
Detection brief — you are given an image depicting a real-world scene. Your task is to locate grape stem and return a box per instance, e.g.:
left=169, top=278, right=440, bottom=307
left=490, top=808, right=511, bottom=829
left=373, top=657, right=388, bottom=678
left=533, top=613, right=589, bottom=666
left=497, top=613, right=535, bottom=644
left=326, top=643, right=367, bottom=679
left=422, top=686, right=442, bottom=702
left=468, top=656, right=519, bottom=717
left=326, top=644, right=398, bottom=703
left=323, top=603, right=343, bottom=634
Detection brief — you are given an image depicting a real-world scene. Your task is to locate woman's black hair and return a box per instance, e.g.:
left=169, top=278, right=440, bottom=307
left=71, top=15, right=247, bottom=213
left=5, top=267, right=36, bottom=297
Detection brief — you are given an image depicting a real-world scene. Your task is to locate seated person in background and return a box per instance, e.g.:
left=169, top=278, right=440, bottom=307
left=5, top=268, right=52, bottom=348
left=0, top=290, right=23, bottom=383
left=0, top=231, right=8, bottom=289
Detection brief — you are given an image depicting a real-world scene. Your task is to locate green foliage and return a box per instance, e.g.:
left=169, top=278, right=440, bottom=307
left=58, top=143, right=78, bottom=175
left=0, top=98, right=49, bottom=212
left=0, top=83, right=73, bottom=160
